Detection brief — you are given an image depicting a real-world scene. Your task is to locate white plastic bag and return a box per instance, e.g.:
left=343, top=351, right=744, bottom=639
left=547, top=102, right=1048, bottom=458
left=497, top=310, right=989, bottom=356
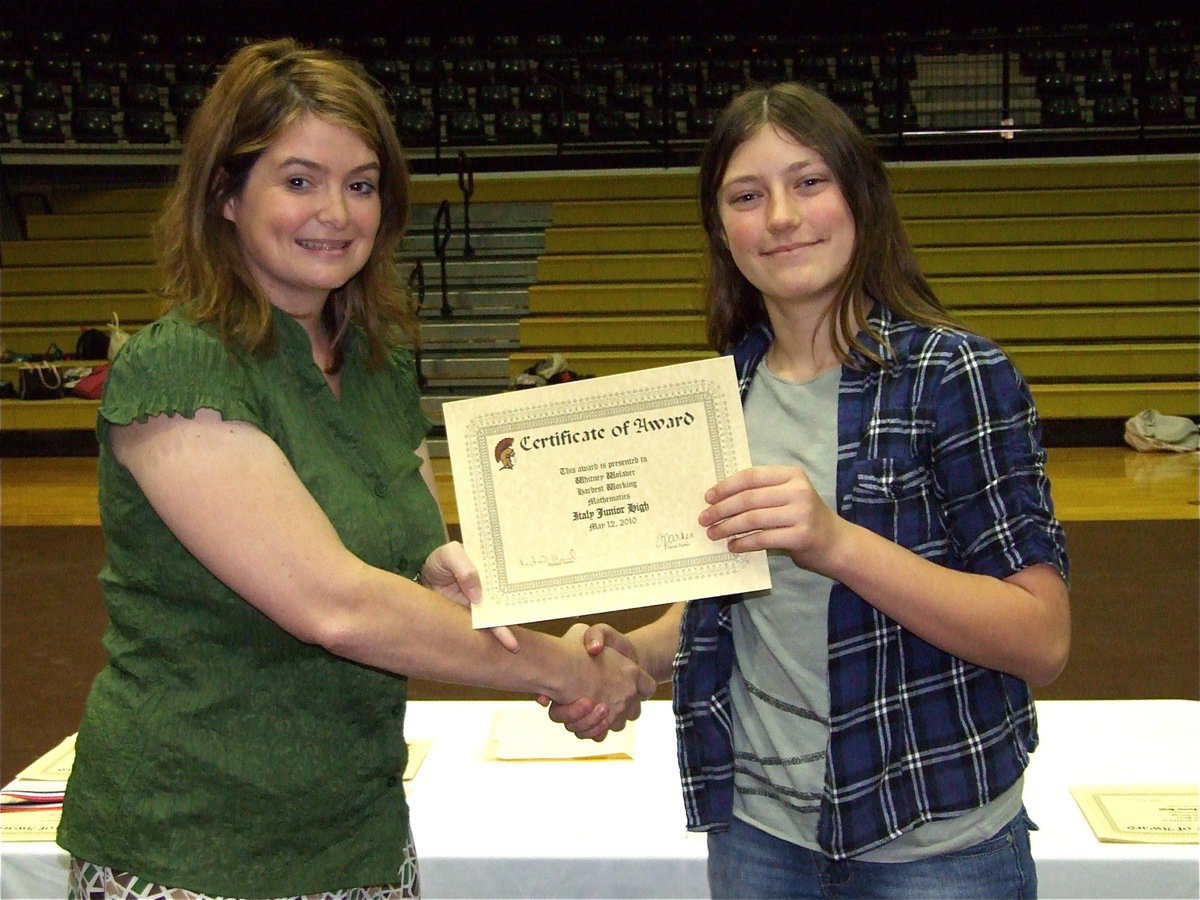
left=1123, top=409, right=1199, bottom=452
left=107, top=312, right=130, bottom=360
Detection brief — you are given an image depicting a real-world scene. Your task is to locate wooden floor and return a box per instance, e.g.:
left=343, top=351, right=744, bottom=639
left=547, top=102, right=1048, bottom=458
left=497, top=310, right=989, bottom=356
left=2, top=447, right=1197, bottom=527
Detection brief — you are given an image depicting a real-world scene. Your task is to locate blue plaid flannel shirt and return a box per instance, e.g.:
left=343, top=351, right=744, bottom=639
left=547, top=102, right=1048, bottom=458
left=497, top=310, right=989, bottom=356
left=672, top=303, right=1069, bottom=859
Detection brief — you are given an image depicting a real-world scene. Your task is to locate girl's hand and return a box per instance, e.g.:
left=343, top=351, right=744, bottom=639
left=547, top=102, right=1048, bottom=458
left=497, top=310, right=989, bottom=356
left=699, top=465, right=846, bottom=573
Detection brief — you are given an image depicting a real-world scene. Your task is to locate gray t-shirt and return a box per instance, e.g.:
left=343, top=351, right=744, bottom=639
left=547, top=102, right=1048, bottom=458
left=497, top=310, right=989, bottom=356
left=731, top=359, right=1022, bottom=860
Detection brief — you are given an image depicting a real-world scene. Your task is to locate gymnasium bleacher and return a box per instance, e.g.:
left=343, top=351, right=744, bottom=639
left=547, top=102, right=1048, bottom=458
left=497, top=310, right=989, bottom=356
left=1, top=8, right=1198, bottom=520
left=1, top=1, right=1199, bottom=795
left=517, top=158, right=1200, bottom=421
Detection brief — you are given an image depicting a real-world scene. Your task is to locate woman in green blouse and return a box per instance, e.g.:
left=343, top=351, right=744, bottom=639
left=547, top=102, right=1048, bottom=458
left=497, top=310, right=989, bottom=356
left=57, top=39, right=654, bottom=900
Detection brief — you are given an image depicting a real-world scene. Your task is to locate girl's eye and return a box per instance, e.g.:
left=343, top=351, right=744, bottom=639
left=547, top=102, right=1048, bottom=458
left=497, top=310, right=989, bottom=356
left=729, top=191, right=758, bottom=205
left=286, top=176, right=311, bottom=190
left=349, top=181, right=378, bottom=195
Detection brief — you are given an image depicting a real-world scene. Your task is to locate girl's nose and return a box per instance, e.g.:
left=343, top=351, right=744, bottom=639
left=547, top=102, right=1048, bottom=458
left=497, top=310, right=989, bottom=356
left=765, top=192, right=798, bottom=231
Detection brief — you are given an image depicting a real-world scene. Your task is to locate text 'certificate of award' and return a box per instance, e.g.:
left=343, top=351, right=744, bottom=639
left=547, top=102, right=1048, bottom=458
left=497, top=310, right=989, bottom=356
left=443, top=356, right=771, bottom=627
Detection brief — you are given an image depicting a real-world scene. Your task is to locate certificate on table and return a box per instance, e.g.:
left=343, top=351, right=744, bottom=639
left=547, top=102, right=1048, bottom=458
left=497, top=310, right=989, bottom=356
left=1070, top=785, right=1199, bottom=843
left=0, top=808, right=62, bottom=842
left=443, top=356, right=771, bottom=627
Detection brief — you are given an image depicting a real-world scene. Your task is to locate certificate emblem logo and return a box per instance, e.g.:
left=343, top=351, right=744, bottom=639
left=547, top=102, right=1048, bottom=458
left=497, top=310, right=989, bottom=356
left=494, top=437, right=516, bottom=470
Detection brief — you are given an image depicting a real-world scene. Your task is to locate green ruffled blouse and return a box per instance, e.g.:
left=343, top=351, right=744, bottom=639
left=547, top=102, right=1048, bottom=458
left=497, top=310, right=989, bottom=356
left=58, top=307, right=444, bottom=898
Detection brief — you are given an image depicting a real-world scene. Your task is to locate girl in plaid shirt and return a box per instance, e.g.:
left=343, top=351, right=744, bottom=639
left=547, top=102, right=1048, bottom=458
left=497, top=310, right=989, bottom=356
left=547, top=83, right=1069, bottom=899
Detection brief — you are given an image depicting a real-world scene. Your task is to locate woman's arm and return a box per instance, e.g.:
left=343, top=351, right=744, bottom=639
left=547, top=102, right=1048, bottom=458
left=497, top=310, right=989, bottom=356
left=702, top=465, right=1070, bottom=686
left=111, top=409, right=656, bottom=715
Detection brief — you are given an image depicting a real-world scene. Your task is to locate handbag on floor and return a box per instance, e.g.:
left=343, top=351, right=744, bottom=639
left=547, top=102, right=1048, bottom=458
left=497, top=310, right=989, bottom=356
left=71, top=364, right=110, bottom=400
left=18, top=361, right=65, bottom=400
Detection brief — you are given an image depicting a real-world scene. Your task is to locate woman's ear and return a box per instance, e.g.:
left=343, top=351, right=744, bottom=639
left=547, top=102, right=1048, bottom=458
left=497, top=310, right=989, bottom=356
left=214, top=168, right=237, bottom=224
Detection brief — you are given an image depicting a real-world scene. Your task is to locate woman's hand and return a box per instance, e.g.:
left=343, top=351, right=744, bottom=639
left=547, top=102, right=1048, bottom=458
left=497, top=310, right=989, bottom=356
left=421, top=541, right=519, bottom=652
left=700, top=465, right=846, bottom=574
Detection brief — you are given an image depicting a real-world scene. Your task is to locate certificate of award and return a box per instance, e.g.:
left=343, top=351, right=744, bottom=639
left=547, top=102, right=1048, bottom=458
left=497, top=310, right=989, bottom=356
left=1070, top=785, right=1198, bottom=843
left=443, top=356, right=771, bottom=627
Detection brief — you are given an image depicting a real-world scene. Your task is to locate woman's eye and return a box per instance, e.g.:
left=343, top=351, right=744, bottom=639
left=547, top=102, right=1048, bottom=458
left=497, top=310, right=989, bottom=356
left=350, top=181, right=378, bottom=195
left=286, top=176, right=311, bottom=190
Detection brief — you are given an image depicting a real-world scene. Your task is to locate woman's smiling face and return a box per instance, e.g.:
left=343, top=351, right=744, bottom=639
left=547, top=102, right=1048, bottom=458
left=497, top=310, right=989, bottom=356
left=222, top=112, right=382, bottom=317
left=717, top=124, right=856, bottom=315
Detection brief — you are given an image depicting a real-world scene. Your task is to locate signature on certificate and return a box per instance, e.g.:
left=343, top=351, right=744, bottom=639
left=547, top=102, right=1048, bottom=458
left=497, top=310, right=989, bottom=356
left=519, top=549, right=578, bottom=568
left=656, top=530, right=694, bottom=551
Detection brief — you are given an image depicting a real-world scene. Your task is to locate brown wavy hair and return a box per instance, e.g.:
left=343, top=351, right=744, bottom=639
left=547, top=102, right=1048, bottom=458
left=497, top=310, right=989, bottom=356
left=155, top=38, right=414, bottom=371
left=698, top=82, right=955, bottom=367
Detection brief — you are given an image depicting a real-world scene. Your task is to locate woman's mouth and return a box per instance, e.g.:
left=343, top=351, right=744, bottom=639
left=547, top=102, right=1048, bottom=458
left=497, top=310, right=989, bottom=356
left=296, top=238, right=352, bottom=251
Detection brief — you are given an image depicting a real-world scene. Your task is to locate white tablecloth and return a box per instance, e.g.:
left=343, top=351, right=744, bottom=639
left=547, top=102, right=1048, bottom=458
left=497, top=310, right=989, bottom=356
left=2, top=699, right=1197, bottom=899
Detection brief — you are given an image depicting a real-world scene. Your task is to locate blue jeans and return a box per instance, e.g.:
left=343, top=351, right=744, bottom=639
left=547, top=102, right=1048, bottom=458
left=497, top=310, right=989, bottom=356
left=707, top=812, right=1038, bottom=899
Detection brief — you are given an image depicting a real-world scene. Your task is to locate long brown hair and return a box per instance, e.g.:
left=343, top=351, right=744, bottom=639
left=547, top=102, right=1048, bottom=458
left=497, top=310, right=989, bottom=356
left=698, top=82, right=955, bottom=367
left=155, top=38, right=415, bottom=369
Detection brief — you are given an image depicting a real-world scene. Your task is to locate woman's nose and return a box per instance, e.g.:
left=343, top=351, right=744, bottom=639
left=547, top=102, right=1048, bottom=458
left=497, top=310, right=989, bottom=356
left=317, top=189, right=350, bottom=226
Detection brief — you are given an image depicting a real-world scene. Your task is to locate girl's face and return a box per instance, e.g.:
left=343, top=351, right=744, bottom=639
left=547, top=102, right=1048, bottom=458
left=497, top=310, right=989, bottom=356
left=717, top=125, right=855, bottom=314
left=223, top=112, right=381, bottom=319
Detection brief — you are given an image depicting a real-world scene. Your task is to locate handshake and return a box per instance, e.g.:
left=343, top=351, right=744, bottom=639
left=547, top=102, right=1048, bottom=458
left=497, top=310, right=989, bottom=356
left=421, top=541, right=682, bottom=742
left=537, top=622, right=660, bottom=742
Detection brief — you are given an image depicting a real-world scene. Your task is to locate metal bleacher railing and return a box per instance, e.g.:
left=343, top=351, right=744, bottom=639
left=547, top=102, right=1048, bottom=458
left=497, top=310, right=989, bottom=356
left=407, top=153, right=550, bottom=458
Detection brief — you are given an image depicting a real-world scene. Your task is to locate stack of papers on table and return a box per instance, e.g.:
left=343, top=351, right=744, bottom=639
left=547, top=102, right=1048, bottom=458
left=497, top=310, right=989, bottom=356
left=0, top=733, right=431, bottom=842
left=1, top=733, right=75, bottom=842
